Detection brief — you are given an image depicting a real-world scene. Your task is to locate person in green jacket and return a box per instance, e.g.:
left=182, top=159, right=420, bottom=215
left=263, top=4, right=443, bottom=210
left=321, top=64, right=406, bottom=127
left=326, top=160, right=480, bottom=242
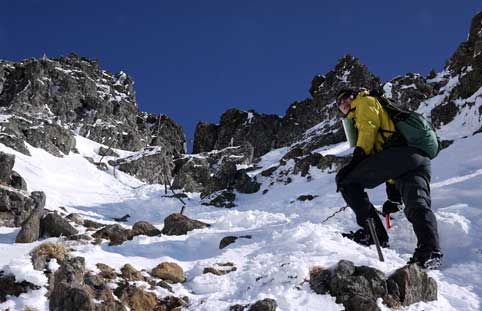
left=335, top=88, right=443, bottom=269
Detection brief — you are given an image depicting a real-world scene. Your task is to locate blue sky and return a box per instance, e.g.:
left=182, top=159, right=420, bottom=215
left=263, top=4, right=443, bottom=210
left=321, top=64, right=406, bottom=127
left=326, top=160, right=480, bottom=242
left=1, top=1, right=480, bottom=149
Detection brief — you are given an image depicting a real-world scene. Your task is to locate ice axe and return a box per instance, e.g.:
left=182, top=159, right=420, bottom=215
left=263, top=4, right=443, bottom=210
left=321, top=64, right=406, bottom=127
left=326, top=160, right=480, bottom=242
left=367, top=218, right=384, bottom=262
left=385, top=214, right=391, bottom=229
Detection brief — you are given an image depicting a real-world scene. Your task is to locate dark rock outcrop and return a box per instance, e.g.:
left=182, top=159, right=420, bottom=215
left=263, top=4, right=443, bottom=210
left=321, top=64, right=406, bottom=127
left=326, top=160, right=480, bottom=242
left=309, top=260, right=437, bottom=311
left=10, top=171, right=27, bottom=191
left=193, top=109, right=281, bottom=158
left=98, top=146, right=119, bottom=157
left=120, top=264, right=143, bottom=282
left=0, top=152, right=28, bottom=191
left=41, top=212, right=79, bottom=238
left=49, top=257, right=95, bottom=311
left=230, top=298, right=278, bottom=311
left=260, top=150, right=347, bottom=187
left=0, top=186, right=44, bottom=227
left=295, top=194, right=318, bottom=202
left=92, top=224, right=131, bottom=246
left=383, top=73, right=435, bottom=112
left=429, top=11, right=482, bottom=133
left=137, top=112, right=186, bottom=156
left=192, top=122, right=219, bottom=153
left=387, top=264, right=437, bottom=306
left=201, top=190, right=236, bottom=208
left=96, top=263, right=117, bottom=280
left=109, top=146, right=173, bottom=184
left=0, top=152, right=15, bottom=182
left=219, top=235, right=252, bottom=249
left=130, top=221, right=161, bottom=237
left=0, top=271, right=40, bottom=303
left=160, top=213, right=209, bottom=236
left=203, top=263, right=237, bottom=276
left=172, top=142, right=258, bottom=196
left=84, top=272, right=127, bottom=311
left=15, top=191, right=47, bottom=243
left=113, top=283, right=157, bottom=311
left=0, top=54, right=186, bottom=155
left=0, top=112, right=76, bottom=157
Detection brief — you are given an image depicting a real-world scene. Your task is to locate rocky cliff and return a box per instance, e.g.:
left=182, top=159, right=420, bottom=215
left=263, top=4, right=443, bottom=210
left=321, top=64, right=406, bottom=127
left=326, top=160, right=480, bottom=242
left=0, top=53, right=186, bottom=157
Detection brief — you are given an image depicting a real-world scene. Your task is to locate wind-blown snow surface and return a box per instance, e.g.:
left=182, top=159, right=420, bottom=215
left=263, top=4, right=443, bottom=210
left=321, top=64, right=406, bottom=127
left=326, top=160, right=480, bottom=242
left=1, top=134, right=482, bottom=310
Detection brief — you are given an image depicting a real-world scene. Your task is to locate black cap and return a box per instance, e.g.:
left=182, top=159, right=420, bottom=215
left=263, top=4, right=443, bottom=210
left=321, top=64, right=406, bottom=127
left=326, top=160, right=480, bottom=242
left=336, top=88, right=355, bottom=104
left=336, top=88, right=355, bottom=100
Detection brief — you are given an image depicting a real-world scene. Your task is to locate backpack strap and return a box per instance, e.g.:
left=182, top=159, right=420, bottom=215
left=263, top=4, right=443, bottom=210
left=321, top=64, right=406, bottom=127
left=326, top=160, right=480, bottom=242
left=378, top=127, right=396, bottom=143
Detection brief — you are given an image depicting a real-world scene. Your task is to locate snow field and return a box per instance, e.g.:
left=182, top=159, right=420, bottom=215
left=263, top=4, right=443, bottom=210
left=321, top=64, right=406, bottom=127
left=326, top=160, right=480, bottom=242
left=0, top=133, right=481, bottom=310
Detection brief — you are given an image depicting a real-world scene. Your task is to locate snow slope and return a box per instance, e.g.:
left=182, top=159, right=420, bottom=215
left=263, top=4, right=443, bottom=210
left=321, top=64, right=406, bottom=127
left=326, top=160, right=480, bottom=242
left=0, top=132, right=481, bottom=310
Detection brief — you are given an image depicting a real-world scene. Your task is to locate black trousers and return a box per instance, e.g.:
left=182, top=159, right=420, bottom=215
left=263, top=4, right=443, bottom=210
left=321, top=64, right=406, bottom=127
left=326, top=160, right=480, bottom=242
left=338, top=146, right=440, bottom=250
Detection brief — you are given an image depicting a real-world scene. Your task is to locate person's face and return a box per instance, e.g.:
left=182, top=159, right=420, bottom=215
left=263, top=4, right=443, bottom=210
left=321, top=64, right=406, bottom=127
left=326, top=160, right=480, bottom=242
left=338, top=96, right=352, bottom=115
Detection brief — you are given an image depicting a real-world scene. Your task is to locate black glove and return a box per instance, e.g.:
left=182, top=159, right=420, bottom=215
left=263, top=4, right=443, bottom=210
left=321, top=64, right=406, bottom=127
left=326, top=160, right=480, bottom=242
left=382, top=200, right=403, bottom=216
left=336, top=147, right=367, bottom=189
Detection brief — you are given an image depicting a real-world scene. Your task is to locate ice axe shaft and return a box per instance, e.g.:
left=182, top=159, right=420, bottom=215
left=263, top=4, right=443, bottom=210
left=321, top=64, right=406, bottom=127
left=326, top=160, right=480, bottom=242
left=367, top=218, right=385, bottom=262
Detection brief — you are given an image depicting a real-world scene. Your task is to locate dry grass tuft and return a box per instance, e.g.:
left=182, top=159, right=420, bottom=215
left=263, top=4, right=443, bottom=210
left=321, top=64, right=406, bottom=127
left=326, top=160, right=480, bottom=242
left=30, top=241, right=70, bottom=262
left=309, top=265, right=327, bottom=280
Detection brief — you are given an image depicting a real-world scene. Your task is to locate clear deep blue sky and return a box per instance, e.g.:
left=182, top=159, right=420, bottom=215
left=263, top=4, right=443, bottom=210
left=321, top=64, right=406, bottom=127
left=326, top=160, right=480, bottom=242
left=1, top=1, right=480, bottom=149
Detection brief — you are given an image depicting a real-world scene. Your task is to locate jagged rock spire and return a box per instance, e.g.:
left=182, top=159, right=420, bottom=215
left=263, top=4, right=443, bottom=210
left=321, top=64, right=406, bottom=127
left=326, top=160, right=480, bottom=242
left=309, top=54, right=381, bottom=99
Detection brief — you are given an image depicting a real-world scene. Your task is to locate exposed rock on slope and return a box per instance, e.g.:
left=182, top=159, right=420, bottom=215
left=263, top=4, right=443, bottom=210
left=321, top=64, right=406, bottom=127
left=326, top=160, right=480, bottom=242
left=0, top=53, right=186, bottom=156
left=382, top=73, right=436, bottom=111
left=109, top=146, right=174, bottom=184
left=0, top=152, right=46, bottom=228
left=427, top=10, right=482, bottom=135
left=309, top=260, right=437, bottom=311
left=172, top=142, right=259, bottom=196
left=193, top=109, right=281, bottom=158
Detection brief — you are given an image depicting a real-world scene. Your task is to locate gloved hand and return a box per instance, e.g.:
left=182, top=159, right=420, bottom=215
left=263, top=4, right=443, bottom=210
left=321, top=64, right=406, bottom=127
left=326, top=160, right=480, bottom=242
left=382, top=200, right=403, bottom=216
left=336, top=147, right=367, bottom=190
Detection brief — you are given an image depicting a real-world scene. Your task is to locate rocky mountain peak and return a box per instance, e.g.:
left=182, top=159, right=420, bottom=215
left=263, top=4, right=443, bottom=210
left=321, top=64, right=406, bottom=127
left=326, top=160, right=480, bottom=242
left=0, top=54, right=186, bottom=156
left=309, top=54, right=381, bottom=99
left=447, top=10, right=482, bottom=75
left=468, top=10, right=482, bottom=44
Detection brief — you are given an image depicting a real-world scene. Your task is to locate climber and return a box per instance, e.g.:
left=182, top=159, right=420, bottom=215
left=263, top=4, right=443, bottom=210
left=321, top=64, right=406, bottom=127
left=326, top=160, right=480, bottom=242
left=334, top=88, right=443, bottom=269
